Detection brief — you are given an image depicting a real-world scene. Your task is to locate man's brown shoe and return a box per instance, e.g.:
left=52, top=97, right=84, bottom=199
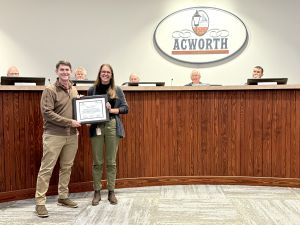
left=57, top=198, right=78, bottom=208
left=36, top=205, right=48, bottom=218
left=108, top=190, right=118, bottom=205
left=92, top=190, right=101, bottom=206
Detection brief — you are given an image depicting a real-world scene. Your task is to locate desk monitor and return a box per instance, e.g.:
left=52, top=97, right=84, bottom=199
left=127, top=82, right=165, bottom=86
left=247, top=78, right=288, bottom=85
left=1, top=76, right=46, bottom=85
left=71, top=80, right=95, bottom=86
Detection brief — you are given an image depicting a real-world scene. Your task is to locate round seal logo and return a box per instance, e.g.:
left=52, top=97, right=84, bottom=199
left=154, top=7, right=248, bottom=64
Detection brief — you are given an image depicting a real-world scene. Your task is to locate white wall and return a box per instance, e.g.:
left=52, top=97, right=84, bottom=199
left=0, top=0, right=299, bottom=85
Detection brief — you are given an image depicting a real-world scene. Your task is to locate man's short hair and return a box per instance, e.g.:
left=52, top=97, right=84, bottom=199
left=56, top=60, right=72, bottom=70
left=75, top=66, right=87, bottom=75
left=129, top=73, right=140, bottom=82
left=254, top=66, right=264, bottom=74
left=7, top=66, right=19, bottom=76
left=190, top=70, right=201, bottom=78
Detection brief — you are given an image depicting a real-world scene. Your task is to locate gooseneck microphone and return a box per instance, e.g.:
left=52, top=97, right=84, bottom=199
left=171, top=78, right=174, bottom=86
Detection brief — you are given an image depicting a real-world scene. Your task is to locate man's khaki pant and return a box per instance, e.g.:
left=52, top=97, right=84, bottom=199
left=35, top=134, right=78, bottom=205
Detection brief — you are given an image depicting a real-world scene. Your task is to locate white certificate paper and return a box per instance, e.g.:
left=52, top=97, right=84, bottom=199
left=73, top=95, right=109, bottom=124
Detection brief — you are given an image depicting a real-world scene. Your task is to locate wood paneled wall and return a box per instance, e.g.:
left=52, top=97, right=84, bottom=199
left=0, top=88, right=300, bottom=202
left=119, top=90, right=300, bottom=178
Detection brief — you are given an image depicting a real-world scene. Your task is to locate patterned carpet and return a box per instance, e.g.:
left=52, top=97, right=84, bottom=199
left=1, top=185, right=300, bottom=225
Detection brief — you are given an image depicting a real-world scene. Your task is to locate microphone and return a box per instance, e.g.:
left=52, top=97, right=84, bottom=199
left=48, top=78, right=51, bottom=84
left=171, top=78, right=174, bottom=86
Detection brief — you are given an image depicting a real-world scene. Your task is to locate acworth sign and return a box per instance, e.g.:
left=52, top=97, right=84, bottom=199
left=154, top=7, right=248, bottom=64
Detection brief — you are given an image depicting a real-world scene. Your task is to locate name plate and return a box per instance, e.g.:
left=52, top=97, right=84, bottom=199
left=138, top=83, right=157, bottom=86
left=14, top=82, right=37, bottom=86
left=75, top=83, right=93, bottom=87
left=257, top=82, right=277, bottom=85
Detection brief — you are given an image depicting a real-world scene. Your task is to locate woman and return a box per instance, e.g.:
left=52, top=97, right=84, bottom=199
left=87, top=64, right=128, bottom=205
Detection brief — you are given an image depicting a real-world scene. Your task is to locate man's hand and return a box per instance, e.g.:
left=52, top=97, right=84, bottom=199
left=71, top=120, right=81, bottom=127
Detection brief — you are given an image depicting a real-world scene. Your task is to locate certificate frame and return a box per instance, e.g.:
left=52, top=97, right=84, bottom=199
left=72, top=95, right=109, bottom=124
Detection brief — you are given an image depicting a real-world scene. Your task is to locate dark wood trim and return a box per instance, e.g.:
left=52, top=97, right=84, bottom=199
left=115, top=176, right=300, bottom=188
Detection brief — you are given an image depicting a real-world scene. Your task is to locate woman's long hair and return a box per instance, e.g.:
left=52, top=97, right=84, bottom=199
left=94, top=64, right=117, bottom=99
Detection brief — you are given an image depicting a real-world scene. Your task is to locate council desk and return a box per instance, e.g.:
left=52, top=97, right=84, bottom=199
left=1, top=85, right=300, bottom=202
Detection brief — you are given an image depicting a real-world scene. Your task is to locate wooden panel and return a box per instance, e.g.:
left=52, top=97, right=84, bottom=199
left=0, top=92, right=4, bottom=191
left=244, top=90, right=255, bottom=176
left=262, top=91, right=273, bottom=176
left=295, top=91, right=300, bottom=177
left=1, top=88, right=300, bottom=203
left=252, top=91, right=263, bottom=176
left=283, top=91, right=291, bottom=177
left=230, top=91, right=241, bottom=176
left=289, top=91, right=298, bottom=177
left=199, top=91, right=211, bottom=175
left=272, top=91, right=283, bottom=177
left=3, top=92, right=15, bottom=191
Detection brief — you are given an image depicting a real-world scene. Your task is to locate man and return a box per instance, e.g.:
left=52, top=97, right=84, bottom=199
left=185, top=70, right=208, bottom=86
left=252, top=66, right=264, bottom=78
left=74, top=66, right=87, bottom=80
left=129, top=73, right=140, bottom=83
left=7, top=66, right=20, bottom=77
left=35, top=60, right=81, bottom=218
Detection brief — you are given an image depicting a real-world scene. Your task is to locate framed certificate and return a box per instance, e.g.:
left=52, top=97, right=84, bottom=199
left=72, top=95, right=109, bottom=124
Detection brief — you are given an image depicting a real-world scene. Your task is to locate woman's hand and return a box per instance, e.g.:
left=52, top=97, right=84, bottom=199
left=109, top=108, right=120, bottom=114
left=106, top=102, right=119, bottom=114
left=106, top=102, right=111, bottom=110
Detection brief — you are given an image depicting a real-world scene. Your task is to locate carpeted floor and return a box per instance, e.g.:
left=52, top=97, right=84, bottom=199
left=1, top=185, right=300, bottom=225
